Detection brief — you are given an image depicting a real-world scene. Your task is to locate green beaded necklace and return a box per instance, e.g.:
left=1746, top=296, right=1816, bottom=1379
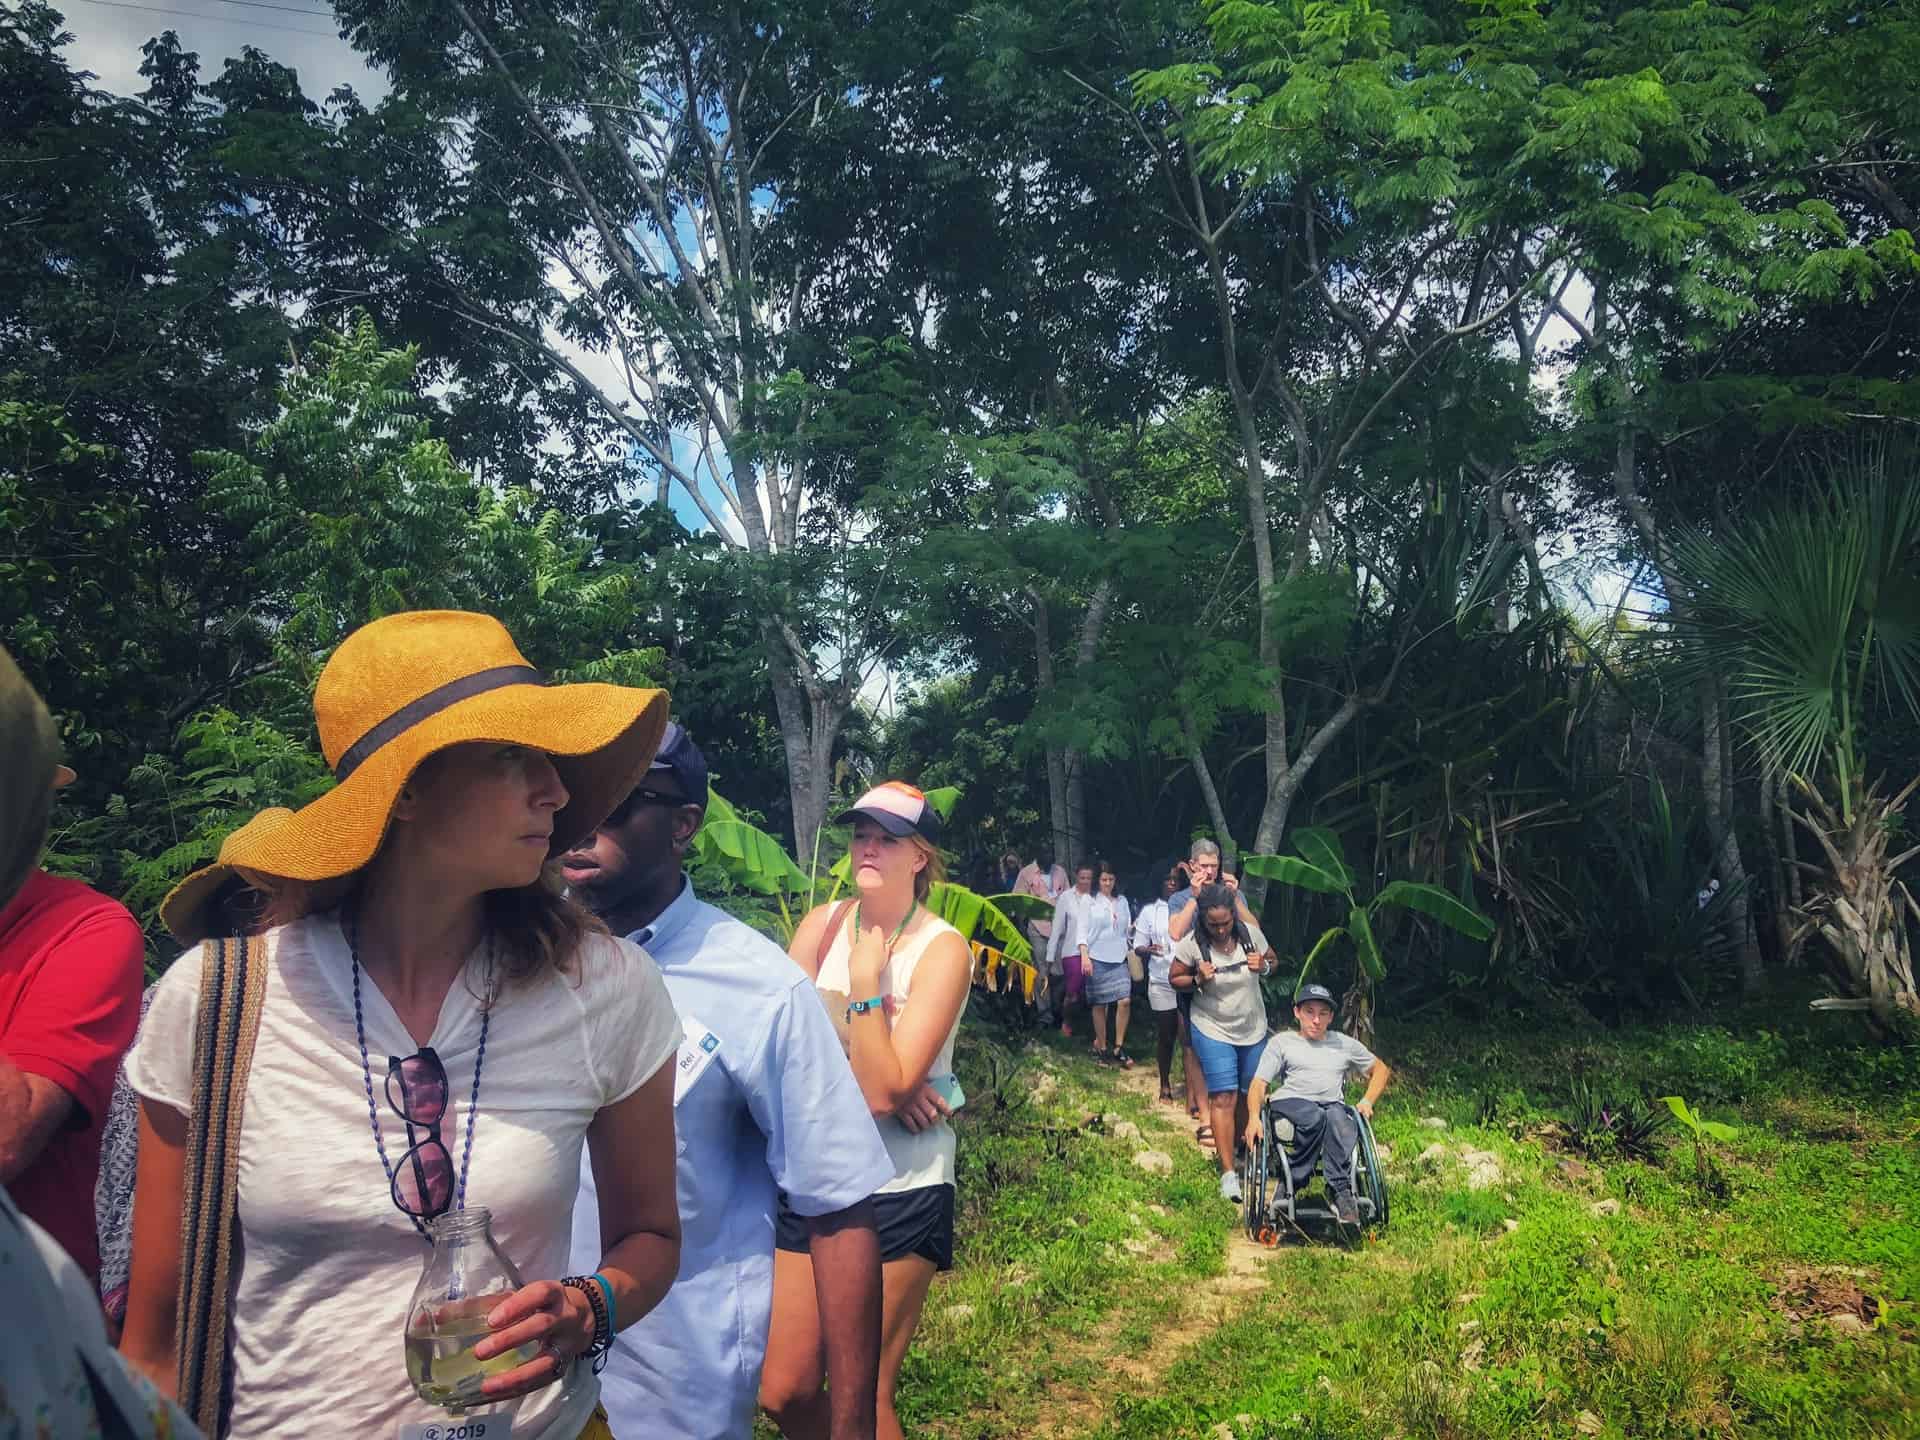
left=855, top=898, right=919, bottom=958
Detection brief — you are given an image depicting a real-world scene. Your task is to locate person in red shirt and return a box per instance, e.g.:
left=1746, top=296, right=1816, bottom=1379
left=0, top=645, right=145, bottom=1283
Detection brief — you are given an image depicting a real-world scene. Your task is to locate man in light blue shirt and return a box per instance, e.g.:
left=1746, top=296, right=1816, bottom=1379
left=563, top=724, right=894, bottom=1440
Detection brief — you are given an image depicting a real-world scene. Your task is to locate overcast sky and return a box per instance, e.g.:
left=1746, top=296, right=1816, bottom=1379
left=56, top=0, right=382, bottom=102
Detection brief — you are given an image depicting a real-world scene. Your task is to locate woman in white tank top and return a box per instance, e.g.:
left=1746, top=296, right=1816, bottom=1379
left=759, top=782, right=972, bottom=1440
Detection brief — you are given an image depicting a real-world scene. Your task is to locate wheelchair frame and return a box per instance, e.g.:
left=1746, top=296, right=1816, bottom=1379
left=1239, top=1099, right=1389, bottom=1244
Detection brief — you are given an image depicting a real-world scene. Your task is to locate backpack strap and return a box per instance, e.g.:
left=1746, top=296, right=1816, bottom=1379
left=813, top=899, right=857, bottom=975
left=175, top=933, right=269, bottom=1439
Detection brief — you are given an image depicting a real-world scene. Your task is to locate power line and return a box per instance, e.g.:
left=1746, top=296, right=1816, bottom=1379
left=198, top=0, right=338, bottom=18
left=61, top=0, right=339, bottom=38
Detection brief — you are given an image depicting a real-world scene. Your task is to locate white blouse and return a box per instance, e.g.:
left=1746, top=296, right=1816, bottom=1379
left=126, top=913, right=679, bottom=1440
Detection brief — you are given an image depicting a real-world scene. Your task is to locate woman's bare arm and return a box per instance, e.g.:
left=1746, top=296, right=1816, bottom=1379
left=584, top=1064, right=681, bottom=1327
left=843, top=930, right=971, bottom=1116
left=119, top=1099, right=187, bottom=1394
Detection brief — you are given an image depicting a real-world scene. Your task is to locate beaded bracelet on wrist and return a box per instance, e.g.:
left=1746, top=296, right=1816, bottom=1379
left=560, top=1275, right=615, bottom=1372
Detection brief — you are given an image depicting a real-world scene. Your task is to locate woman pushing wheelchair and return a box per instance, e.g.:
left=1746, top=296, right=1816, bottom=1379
left=1241, top=984, right=1393, bottom=1228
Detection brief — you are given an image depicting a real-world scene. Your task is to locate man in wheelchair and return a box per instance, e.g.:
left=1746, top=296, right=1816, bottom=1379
left=1241, top=984, right=1392, bottom=1226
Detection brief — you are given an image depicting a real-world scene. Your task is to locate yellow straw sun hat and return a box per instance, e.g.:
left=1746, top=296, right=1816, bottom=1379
left=159, top=610, right=668, bottom=943
left=158, top=807, right=297, bottom=945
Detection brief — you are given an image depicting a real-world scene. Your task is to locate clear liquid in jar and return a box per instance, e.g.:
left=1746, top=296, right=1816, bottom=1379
left=405, top=1299, right=538, bottom=1410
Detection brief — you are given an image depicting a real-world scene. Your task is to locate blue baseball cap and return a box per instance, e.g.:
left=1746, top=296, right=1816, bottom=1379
left=1295, top=983, right=1337, bottom=1009
left=648, top=721, right=709, bottom=802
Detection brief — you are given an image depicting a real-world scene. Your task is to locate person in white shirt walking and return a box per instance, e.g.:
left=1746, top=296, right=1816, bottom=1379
left=561, top=724, right=894, bottom=1440
left=1132, top=863, right=1183, bottom=1100
left=1045, top=862, right=1098, bottom=1050
left=1016, top=852, right=1070, bottom=1029
left=1077, top=860, right=1134, bottom=1065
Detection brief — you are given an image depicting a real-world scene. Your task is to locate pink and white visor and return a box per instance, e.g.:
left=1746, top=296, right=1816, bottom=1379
left=836, top=780, right=942, bottom=842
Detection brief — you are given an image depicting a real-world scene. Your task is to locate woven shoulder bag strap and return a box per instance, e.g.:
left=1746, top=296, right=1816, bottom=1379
left=175, top=933, right=270, bottom=1439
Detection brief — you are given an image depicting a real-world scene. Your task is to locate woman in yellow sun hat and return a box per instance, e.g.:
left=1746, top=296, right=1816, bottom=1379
left=119, top=611, right=679, bottom=1440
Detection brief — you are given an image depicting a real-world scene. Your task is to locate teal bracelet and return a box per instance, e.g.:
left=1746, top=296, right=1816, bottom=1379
left=847, top=994, right=885, bottom=1018
left=591, top=1271, right=617, bottom=1337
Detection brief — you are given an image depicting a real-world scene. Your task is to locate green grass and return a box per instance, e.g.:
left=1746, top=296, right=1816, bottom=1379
left=878, top=1007, right=1920, bottom=1440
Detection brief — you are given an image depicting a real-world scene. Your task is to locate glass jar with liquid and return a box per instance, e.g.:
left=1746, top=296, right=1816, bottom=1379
left=403, top=1208, right=538, bottom=1412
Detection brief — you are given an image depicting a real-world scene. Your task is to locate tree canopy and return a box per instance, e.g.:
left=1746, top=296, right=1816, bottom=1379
left=11, top=0, right=1918, bottom=1025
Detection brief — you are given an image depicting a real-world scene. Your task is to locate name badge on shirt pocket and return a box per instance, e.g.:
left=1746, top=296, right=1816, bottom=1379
left=673, top=1014, right=722, bottom=1106
left=397, top=1419, right=513, bottom=1440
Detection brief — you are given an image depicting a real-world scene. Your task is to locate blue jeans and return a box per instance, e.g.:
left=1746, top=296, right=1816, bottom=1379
left=1188, top=1027, right=1264, bottom=1095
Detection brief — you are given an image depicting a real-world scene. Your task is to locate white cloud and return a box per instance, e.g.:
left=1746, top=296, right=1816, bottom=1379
left=56, top=0, right=385, bottom=102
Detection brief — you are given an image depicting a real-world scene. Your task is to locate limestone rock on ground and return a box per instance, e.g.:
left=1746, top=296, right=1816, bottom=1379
left=1589, top=1198, right=1622, bottom=1217
left=1134, top=1149, right=1174, bottom=1175
left=1459, top=1148, right=1502, bottom=1190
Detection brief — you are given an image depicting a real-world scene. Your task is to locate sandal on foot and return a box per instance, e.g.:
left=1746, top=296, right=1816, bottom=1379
left=1195, top=1124, right=1214, bottom=1143
left=1113, top=1052, right=1134, bottom=1069
left=1159, top=1085, right=1175, bottom=1102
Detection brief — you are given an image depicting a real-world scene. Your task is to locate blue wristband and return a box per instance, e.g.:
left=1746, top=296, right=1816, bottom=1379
left=846, top=994, right=885, bottom=1017
left=591, top=1271, right=616, bottom=1337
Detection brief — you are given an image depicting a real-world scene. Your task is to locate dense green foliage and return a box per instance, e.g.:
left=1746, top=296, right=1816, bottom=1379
left=7, top=0, right=1916, bottom=1028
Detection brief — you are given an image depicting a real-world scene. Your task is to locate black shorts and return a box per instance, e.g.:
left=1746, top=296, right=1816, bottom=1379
left=775, top=1184, right=955, bottom=1271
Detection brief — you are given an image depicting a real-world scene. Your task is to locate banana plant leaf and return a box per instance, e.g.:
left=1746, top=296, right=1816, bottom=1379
left=1295, top=925, right=1348, bottom=993
left=1348, top=905, right=1385, bottom=980
left=1242, top=853, right=1347, bottom=894
left=1371, top=881, right=1496, bottom=941
left=1291, top=827, right=1355, bottom=889
left=690, top=819, right=811, bottom=896
left=1660, top=1095, right=1738, bottom=1142
left=923, top=786, right=962, bottom=820
left=984, top=891, right=1056, bottom=923
left=927, top=883, right=1032, bottom=965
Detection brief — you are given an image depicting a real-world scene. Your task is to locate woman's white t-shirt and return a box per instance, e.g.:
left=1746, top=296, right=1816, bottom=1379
left=1132, top=900, right=1174, bottom=1010
left=1173, top=923, right=1272, bottom=1045
left=125, top=913, right=679, bottom=1440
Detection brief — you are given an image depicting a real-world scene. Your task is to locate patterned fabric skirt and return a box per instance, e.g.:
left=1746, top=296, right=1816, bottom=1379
left=1087, top=958, right=1133, bottom=1004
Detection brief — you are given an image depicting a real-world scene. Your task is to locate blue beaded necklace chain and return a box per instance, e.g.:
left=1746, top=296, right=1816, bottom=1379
left=345, top=909, right=493, bottom=1244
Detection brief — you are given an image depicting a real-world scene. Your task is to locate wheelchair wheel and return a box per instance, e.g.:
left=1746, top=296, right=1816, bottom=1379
left=1244, top=1129, right=1280, bottom=1243
left=1353, top=1107, right=1389, bottom=1231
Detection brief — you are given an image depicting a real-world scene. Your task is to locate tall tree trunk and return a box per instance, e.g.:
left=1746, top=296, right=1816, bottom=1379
left=1779, top=770, right=1806, bottom=963
left=1755, top=763, right=1809, bottom=968
left=1701, top=678, right=1764, bottom=990
left=1061, top=750, right=1087, bottom=870
left=763, top=627, right=850, bottom=871
left=1059, top=578, right=1115, bottom=869
left=1180, top=707, right=1237, bottom=857
left=1028, top=588, right=1072, bottom=868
